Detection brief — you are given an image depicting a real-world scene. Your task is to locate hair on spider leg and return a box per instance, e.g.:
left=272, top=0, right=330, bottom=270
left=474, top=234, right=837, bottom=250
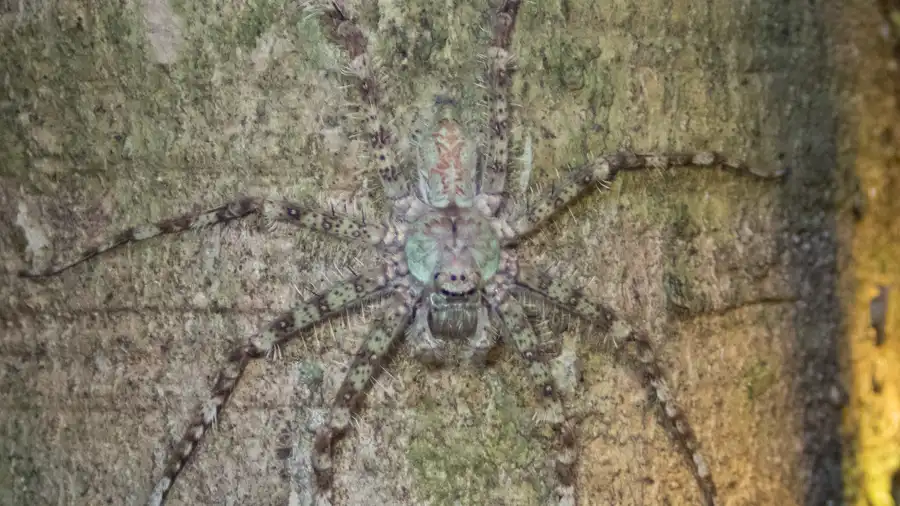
left=296, top=281, right=321, bottom=299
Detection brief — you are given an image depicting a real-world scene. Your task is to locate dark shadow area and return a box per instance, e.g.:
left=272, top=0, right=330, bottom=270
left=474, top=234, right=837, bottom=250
left=749, top=1, right=845, bottom=505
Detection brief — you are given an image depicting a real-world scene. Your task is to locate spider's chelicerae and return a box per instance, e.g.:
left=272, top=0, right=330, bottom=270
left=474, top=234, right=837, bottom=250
left=20, top=1, right=782, bottom=505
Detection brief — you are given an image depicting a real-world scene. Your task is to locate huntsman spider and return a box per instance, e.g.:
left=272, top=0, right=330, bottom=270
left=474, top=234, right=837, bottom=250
left=20, top=1, right=782, bottom=504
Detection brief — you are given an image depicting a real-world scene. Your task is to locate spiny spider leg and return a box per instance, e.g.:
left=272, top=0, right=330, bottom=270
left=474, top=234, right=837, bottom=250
left=311, top=286, right=417, bottom=502
left=506, top=151, right=783, bottom=243
left=513, top=265, right=718, bottom=506
left=19, top=198, right=395, bottom=278
left=316, top=1, right=410, bottom=205
left=19, top=197, right=258, bottom=278
left=147, top=265, right=403, bottom=506
left=484, top=251, right=579, bottom=504
left=264, top=199, right=397, bottom=248
left=478, top=0, right=521, bottom=211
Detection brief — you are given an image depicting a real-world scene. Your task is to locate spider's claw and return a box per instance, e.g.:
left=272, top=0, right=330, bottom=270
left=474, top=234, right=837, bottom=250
left=267, top=344, right=283, bottom=362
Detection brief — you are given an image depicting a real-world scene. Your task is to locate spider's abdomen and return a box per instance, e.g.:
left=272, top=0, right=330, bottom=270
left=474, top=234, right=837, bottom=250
left=417, top=118, right=476, bottom=208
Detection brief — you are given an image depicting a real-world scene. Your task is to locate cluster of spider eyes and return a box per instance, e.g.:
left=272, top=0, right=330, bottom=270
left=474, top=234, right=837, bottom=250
left=432, top=272, right=478, bottom=297
left=433, top=273, right=467, bottom=282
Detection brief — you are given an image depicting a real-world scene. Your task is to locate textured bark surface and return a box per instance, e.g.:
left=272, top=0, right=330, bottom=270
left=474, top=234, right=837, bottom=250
left=840, top=0, right=900, bottom=504
left=0, top=1, right=857, bottom=505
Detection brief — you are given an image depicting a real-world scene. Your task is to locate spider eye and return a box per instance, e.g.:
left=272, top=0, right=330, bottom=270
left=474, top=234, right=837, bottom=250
left=434, top=273, right=440, bottom=280
left=460, top=274, right=466, bottom=281
left=450, top=274, right=457, bottom=281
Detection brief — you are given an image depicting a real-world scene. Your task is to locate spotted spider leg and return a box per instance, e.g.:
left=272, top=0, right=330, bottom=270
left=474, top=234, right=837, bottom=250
left=147, top=264, right=403, bottom=506
left=477, top=0, right=521, bottom=214
left=514, top=265, right=718, bottom=506
left=316, top=1, right=411, bottom=208
left=19, top=198, right=397, bottom=278
left=310, top=285, right=417, bottom=503
left=504, top=151, right=783, bottom=243
left=18, top=197, right=258, bottom=278
left=484, top=251, right=579, bottom=504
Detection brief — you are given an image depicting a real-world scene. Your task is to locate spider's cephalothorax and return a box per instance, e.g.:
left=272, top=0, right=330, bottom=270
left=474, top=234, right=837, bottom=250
left=19, top=1, right=782, bottom=505
left=406, top=204, right=500, bottom=338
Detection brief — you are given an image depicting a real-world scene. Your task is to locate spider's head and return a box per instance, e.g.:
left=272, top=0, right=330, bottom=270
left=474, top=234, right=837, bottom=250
left=432, top=250, right=481, bottom=299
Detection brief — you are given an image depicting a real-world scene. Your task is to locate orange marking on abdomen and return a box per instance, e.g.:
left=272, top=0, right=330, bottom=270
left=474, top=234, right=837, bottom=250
left=430, top=119, right=469, bottom=199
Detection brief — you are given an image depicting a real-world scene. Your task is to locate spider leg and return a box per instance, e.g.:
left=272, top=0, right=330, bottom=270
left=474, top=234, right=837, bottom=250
left=505, top=151, right=783, bottom=243
left=514, top=265, right=718, bottom=506
left=20, top=198, right=396, bottom=278
left=263, top=199, right=398, bottom=248
left=146, top=265, right=402, bottom=506
left=484, top=252, right=578, bottom=504
left=316, top=2, right=411, bottom=208
left=19, top=197, right=259, bottom=278
left=478, top=0, right=522, bottom=213
left=311, top=286, right=417, bottom=501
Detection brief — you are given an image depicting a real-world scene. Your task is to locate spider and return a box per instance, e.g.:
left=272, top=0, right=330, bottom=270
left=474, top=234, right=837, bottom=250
left=19, top=1, right=782, bottom=505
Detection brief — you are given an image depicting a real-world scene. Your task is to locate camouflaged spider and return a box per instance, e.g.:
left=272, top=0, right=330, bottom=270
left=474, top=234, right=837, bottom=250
left=20, top=1, right=782, bottom=505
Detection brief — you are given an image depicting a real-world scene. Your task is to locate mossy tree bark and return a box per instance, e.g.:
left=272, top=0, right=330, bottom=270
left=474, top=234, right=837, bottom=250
left=0, top=1, right=856, bottom=505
